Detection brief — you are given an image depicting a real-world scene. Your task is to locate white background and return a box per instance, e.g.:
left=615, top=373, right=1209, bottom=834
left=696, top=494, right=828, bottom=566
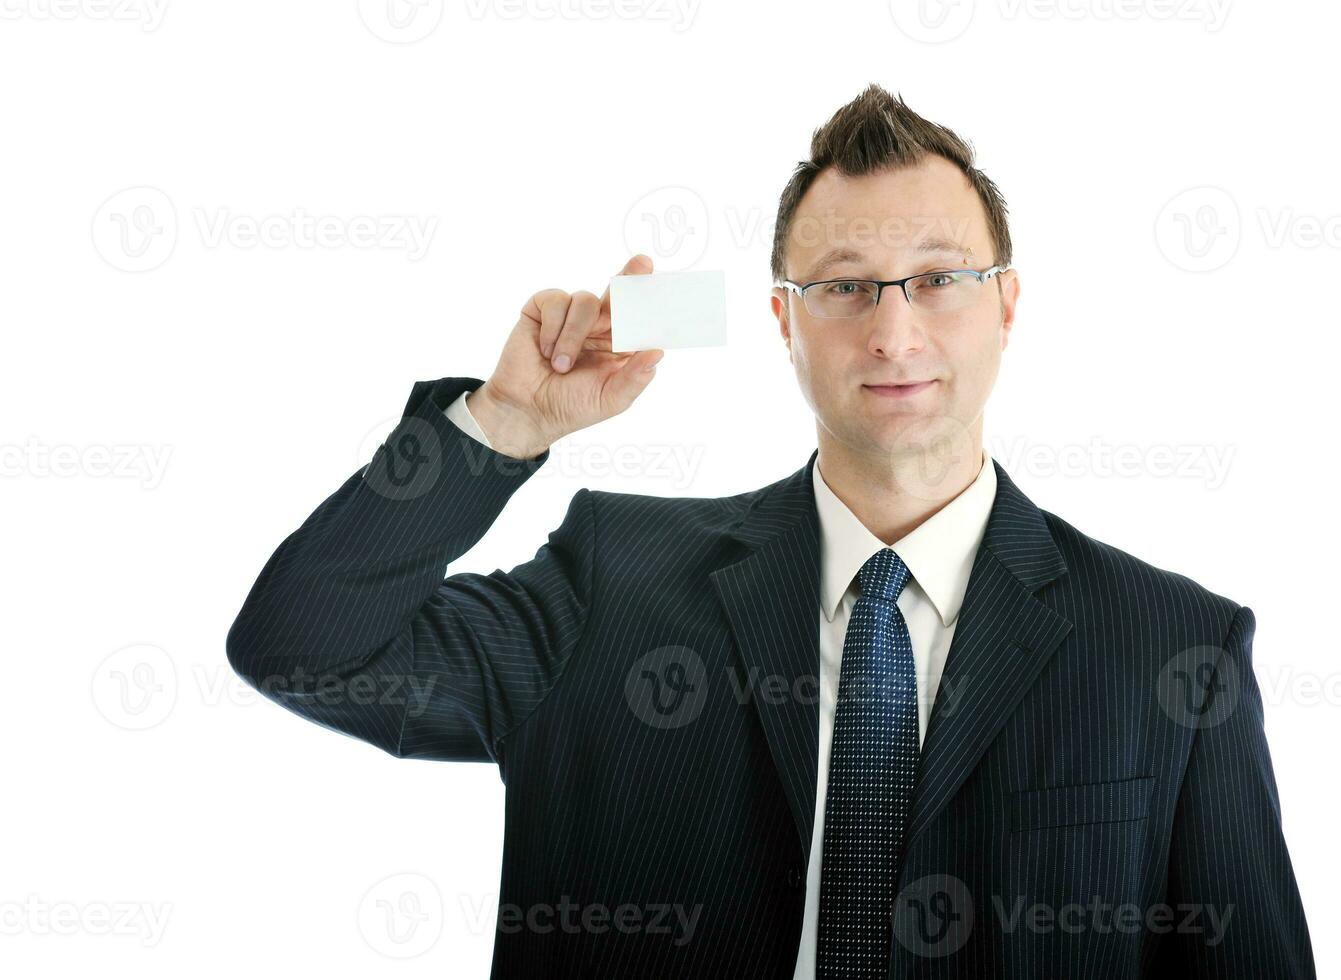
left=2, top=0, right=1337, bottom=975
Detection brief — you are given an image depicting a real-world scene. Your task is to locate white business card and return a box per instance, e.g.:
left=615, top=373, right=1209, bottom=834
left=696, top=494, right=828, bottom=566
left=609, top=269, right=727, bottom=352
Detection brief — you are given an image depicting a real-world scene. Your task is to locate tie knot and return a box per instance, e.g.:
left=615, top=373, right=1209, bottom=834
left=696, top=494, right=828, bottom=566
left=858, top=548, right=910, bottom=603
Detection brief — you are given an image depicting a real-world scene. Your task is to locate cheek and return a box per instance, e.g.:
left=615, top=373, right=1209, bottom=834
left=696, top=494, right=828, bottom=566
left=792, top=332, right=850, bottom=404
left=790, top=325, right=825, bottom=375
left=942, top=319, right=1001, bottom=373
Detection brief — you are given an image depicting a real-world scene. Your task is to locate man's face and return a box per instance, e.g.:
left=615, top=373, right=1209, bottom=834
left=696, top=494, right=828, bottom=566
left=771, top=154, right=1019, bottom=463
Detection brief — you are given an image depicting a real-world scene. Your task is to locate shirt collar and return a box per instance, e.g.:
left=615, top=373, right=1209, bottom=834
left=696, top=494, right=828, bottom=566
left=813, top=447, right=997, bottom=627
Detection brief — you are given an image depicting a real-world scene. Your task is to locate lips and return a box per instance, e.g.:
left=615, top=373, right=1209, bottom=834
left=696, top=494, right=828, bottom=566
left=863, top=380, right=937, bottom=398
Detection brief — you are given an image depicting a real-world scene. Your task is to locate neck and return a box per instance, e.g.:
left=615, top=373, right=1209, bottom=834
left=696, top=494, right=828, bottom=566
left=814, top=424, right=985, bottom=546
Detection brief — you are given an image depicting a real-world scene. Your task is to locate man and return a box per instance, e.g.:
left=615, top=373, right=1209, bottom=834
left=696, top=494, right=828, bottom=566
left=226, top=84, right=1314, bottom=977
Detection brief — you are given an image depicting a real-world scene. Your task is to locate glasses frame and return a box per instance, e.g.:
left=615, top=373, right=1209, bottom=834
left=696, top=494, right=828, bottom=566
left=778, top=264, right=1013, bottom=318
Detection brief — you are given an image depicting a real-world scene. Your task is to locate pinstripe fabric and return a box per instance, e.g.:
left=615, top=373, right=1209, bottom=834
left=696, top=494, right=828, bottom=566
left=227, top=375, right=1315, bottom=978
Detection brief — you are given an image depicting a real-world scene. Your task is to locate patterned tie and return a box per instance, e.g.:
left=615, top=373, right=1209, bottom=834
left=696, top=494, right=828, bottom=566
left=817, top=547, right=920, bottom=978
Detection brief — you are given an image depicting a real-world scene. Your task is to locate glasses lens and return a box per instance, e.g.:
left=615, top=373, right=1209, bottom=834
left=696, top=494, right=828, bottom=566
left=804, top=280, right=878, bottom=318
left=906, top=271, right=982, bottom=314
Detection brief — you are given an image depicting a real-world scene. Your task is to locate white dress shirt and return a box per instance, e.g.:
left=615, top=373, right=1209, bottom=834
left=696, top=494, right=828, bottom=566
left=792, top=446, right=995, bottom=978
left=443, top=391, right=998, bottom=979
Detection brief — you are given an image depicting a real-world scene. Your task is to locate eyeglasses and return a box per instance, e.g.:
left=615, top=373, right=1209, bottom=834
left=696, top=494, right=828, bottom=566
left=778, top=264, right=1011, bottom=319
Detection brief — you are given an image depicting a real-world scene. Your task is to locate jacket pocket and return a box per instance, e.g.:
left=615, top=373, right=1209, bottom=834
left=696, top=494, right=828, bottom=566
left=1010, top=775, right=1155, bottom=832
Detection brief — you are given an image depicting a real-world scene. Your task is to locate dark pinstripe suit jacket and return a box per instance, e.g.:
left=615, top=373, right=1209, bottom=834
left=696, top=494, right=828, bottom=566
left=227, top=376, right=1315, bottom=978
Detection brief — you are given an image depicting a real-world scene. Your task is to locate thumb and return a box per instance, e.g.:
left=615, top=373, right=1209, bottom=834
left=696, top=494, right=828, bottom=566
left=599, top=253, right=654, bottom=319
left=603, top=347, right=664, bottom=413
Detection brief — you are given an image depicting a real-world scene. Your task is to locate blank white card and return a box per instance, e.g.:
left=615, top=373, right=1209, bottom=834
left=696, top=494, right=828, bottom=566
left=609, top=269, right=728, bottom=352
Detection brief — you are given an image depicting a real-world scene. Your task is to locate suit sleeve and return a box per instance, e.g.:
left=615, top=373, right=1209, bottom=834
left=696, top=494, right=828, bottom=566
left=1162, top=604, right=1316, bottom=977
left=225, top=376, right=596, bottom=765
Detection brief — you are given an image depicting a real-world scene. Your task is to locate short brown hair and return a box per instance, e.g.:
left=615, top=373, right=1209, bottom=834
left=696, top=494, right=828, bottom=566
left=770, top=83, right=1012, bottom=283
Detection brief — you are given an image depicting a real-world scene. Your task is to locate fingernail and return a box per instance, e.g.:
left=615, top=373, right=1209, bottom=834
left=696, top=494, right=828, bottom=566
left=541, top=343, right=552, bottom=358
left=553, top=354, right=570, bottom=372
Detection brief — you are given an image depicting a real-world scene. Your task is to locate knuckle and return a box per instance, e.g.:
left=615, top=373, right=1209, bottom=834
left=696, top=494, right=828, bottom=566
left=541, top=295, right=573, bottom=326
left=524, top=289, right=566, bottom=322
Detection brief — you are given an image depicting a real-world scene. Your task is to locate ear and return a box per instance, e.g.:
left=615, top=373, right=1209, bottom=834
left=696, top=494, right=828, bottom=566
left=771, top=286, right=793, bottom=361
left=997, top=270, right=1020, bottom=351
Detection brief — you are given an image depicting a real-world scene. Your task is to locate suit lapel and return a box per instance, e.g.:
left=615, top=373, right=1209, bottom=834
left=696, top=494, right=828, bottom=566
left=709, top=449, right=823, bottom=860
left=708, top=452, right=1074, bottom=864
left=904, top=460, right=1073, bottom=846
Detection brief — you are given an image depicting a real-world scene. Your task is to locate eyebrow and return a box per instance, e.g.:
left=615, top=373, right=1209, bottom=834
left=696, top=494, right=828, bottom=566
left=797, top=238, right=973, bottom=282
left=917, top=237, right=973, bottom=257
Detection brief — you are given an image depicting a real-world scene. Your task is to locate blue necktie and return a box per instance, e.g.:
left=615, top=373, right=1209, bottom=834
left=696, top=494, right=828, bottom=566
left=817, top=547, right=920, bottom=978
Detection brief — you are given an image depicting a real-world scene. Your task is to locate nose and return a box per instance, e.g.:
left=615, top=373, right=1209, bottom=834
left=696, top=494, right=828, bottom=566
left=865, top=283, right=927, bottom=357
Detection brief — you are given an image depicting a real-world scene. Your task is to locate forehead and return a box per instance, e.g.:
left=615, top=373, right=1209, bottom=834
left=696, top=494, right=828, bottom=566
left=785, top=155, right=991, bottom=278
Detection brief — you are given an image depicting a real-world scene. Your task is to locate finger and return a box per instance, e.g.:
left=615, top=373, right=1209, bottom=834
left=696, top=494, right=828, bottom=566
left=598, top=253, right=654, bottom=321
left=549, top=290, right=601, bottom=373
left=602, top=347, right=664, bottom=413
left=532, top=289, right=573, bottom=363
left=579, top=330, right=615, bottom=355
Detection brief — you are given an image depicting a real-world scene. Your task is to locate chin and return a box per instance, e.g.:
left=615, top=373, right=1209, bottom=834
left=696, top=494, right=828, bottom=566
left=873, top=414, right=967, bottom=455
